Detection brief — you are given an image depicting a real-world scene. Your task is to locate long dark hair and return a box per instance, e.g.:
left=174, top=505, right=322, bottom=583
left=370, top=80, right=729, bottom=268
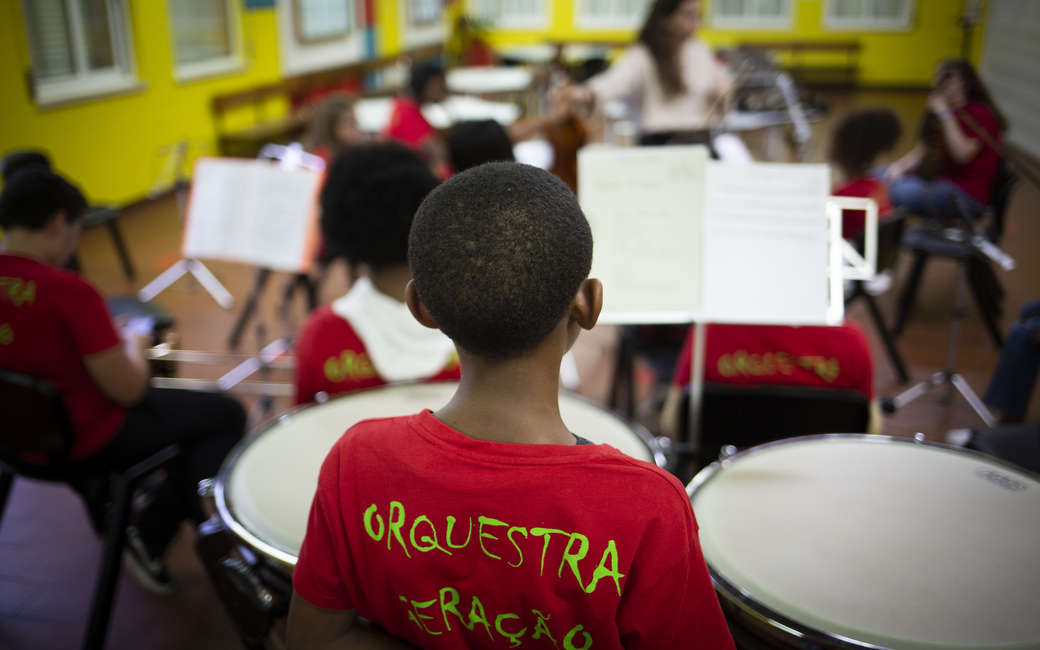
left=302, top=95, right=355, bottom=154
left=638, top=0, right=688, bottom=98
left=937, top=59, right=1008, bottom=133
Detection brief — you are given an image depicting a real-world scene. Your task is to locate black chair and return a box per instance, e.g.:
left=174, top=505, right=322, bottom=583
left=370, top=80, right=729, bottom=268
left=0, top=150, right=136, bottom=281
left=0, top=369, right=178, bottom=650
left=845, top=208, right=910, bottom=383
left=678, top=383, right=871, bottom=469
left=892, top=170, right=1018, bottom=345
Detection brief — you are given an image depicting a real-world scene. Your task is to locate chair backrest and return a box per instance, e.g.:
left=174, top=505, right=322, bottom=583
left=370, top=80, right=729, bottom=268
left=0, top=368, right=74, bottom=472
left=682, top=382, right=871, bottom=465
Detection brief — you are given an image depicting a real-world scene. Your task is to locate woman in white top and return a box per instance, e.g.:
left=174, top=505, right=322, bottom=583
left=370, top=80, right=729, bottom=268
left=574, top=0, right=732, bottom=147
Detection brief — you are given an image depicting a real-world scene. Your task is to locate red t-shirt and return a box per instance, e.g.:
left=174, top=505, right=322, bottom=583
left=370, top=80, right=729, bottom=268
left=293, top=410, right=734, bottom=649
left=295, top=306, right=461, bottom=405
left=0, top=255, right=125, bottom=459
left=384, top=97, right=437, bottom=148
left=834, top=176, right=892, bottom=240
left=672, top=322, right=873, bottom=400
left=941, top=101, right=1002, bottom=204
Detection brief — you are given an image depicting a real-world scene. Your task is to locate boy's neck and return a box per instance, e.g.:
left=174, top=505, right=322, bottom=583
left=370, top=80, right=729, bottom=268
left=369, top=265, right=412, bottom=303
left=434, top=340, right=574, bottom=446
left=1, top=231, right=60, bottom=266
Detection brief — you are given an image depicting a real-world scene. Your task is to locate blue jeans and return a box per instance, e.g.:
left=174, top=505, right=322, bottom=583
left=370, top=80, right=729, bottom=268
left=886, top=174, right=983, bottom=219
left=983, top=300, right=1040, bottom=420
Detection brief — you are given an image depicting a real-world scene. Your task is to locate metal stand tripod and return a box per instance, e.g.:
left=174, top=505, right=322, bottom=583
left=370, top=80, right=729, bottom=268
left=880, top=255, right=997, bottom=428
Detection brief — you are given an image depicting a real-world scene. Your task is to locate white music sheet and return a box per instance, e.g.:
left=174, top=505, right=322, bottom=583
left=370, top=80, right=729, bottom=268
left=702, top=162, right=833, bottom=325
left=578, top=145, right=708, bottom=323
left=183, top=158, right=322, bottom=273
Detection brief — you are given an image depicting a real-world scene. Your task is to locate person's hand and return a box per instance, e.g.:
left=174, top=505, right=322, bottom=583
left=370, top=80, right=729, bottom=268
left=926, top=91, right=949, bottom=117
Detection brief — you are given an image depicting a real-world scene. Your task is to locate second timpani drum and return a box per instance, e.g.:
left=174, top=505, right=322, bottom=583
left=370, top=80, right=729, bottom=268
left=688, top=435, right=1040, bottom=650
left=215, top=382, right=663, bottom=568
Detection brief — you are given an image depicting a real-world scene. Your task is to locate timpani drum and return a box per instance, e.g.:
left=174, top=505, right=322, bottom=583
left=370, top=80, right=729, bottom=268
left=687, top=435, right=1040, bottom=650
left=215, top=382, right=664, bottom=570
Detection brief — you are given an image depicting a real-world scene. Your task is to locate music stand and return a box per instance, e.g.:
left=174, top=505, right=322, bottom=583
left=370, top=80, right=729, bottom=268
left=880, top=201, right=1015, bottom=428
left=138, top=141, right=235, bottom=309
left=226, top=144, right=325, bottom=349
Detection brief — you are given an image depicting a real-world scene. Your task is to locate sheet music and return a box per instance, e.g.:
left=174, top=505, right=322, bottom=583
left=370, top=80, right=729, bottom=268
left=578, top=146, right=707, bottom=322
left=182, top=159, right=251, bottom=261
left=238, top=165, right=322, bottom=272
left=702, top=162, right=832, bottom=324
left=181, top=158, right=321, bottom=273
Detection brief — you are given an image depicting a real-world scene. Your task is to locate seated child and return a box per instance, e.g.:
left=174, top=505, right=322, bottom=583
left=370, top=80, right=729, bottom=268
left=384, top=63, right=452, bottom=179
left=286, top=162, right=734, bottom=649
left=0, top=168, right=245, bottom=595
left=830, top=108, right=901, bottom=239
left=661, top=322, right=874, bottom=438
left=294, top=144, right=459, bottom=404
left=303, top=94, right=369, bottom=166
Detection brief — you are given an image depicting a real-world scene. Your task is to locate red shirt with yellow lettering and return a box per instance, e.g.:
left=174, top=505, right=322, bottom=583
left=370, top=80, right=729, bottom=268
left=294, top=306, right=461, bottom=405
left=294, top=411, right=734, bottom=649
left=0, top=255, right=125, bottom=459
left=672, top=322, right=873, bottom=400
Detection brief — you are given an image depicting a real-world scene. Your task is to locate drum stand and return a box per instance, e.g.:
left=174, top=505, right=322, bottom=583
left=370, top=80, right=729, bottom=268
left=881, top=250, right=998, bottom=428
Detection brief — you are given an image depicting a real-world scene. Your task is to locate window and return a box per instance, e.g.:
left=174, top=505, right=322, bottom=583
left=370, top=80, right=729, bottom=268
left=468, top=0, right=546, bottom=29
left=709, top=0, right=793, bottom=29
left=823, top=0, right=915, bottom=31
left=21, top=0, right=139, bottom=106
left=293, top=0, right=353, bottom=43
left=575, top=0, right=651, bottom=29
left=408, top=0, right=441, bottom=27
left=168, top=0, right=242, bottom=81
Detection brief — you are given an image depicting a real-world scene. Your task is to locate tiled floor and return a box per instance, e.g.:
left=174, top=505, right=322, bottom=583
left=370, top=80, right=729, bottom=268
left=0, top=88, right=1037, bottom=648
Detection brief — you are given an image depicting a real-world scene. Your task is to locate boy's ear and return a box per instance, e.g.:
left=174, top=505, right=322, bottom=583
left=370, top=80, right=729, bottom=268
left=44, top=209, right=68, bottom=232
left=406, top=280, right=441, bottom=330
left=571, top=278, right=603, bottom=331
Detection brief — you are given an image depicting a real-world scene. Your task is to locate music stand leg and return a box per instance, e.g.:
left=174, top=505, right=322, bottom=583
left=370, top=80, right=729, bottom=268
left=879, top=257, right=997, bottom=428
left=138, top=259, right=235, bottom=309
left=228, top=269, right=271, bottom=349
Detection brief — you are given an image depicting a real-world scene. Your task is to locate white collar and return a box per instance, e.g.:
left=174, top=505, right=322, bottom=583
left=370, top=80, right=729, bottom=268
left=330, top=277, right=457, bottom=382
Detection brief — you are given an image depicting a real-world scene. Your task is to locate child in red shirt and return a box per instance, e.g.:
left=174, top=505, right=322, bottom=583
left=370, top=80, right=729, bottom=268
left=287, top=163, right=734, bottom=649
left=660, top=322, right=874, bottom=439
left=829, top=108, right=901, bottom=239
left=294, top=144, right=459, bottom=404
left=0, top=168, right=244, bottom=595
left=384, top=63, right=452, bottom=179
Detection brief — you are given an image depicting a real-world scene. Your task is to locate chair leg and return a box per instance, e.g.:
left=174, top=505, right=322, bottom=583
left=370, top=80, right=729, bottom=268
left=82, top=473, right=133, bottom=650
left=0, top=471, right=14, bottom=527
left=967, top=264, right=1005, bottom=349
left=865, top=293, right=910, bottom=383
left=105, top=220, right=136, bottom=281
left=893, top=251, right=929, bottom=335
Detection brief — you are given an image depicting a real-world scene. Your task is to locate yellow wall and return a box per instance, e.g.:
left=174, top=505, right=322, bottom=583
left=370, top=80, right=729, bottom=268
left=0, top=1, right=283, bottom=206
left=0, top=0, right=982, bottom=207
left=481, top=0, right=973, bottom=88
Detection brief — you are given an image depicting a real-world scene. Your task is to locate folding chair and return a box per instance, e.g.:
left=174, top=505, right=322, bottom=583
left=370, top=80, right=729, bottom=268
left=0, top=369, right=178, bottom=650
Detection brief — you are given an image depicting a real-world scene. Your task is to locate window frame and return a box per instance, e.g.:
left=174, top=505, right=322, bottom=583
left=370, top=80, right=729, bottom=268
left=708, top=0, right=795, bottom=30
left=21, top=0, right=142, bottom=108
left=399, top=0, right=444, bottom=49
left=822, top=0, right=916, bottom=32
left=573, top=0, right=651, bottom=30
left=466, top=0, right=548, bottom=31
left=292, top=0, right=354, bottom=45
left=166, top=0, right=245, bottom=83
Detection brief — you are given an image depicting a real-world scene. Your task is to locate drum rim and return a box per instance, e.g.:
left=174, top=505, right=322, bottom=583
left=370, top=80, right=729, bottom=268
left=214, top=381, right=665, bottom=568
left=686, top=433, right=1040, bottom=650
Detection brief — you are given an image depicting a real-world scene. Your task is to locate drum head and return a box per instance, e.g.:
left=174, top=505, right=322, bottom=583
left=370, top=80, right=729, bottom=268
left=219, top=382, right=659, bottom=565
left=689, top=436, right=1040, bottom=650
